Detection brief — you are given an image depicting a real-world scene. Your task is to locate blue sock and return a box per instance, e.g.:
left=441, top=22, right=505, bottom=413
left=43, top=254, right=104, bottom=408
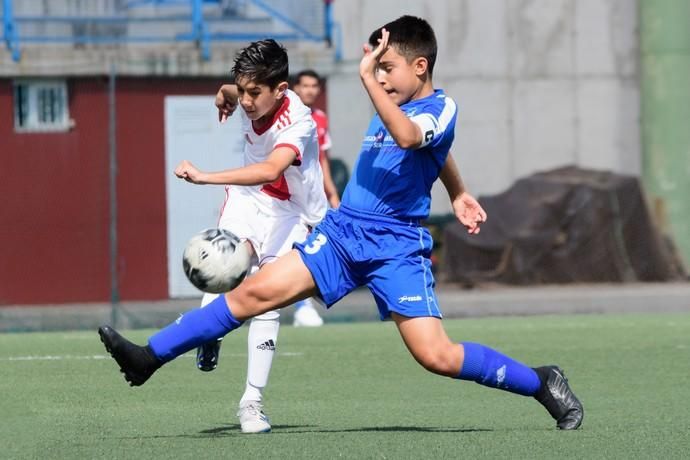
left=457, top=342, right=541, bottom=396
left=148, top=295, right=243, bottom=362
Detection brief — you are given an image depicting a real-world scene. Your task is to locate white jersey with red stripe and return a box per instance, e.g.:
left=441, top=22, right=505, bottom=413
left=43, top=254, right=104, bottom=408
left=234, top=89, right=327, bottom=226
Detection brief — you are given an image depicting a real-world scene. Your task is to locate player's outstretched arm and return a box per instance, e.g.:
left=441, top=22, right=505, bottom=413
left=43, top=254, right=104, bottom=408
left=216, top=84, right=239, bottom=122
left=174, top=147, right=297, bottom=186
left=359, top=28, right=423, bottom=149
left=439, top=154, right=487, bottom=234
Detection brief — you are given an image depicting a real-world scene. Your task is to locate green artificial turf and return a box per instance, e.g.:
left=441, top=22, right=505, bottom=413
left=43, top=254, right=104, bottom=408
left=1, top=313, right=689, bottom=459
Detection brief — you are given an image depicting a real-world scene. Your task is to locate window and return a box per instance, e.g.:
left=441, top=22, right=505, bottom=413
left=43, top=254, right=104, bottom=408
left=13, top=80, right=70, bottom=132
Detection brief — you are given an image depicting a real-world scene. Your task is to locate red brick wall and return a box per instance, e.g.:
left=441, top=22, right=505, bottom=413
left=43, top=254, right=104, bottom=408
left=0, top=78, right=111, bottom=304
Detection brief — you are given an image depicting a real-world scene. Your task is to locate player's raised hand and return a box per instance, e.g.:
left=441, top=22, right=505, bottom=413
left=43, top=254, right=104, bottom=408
left=359, top=28, right=390, bottom=79
left=174, top=160, right=206, bottom=184
left=215, top=84, right=238, bottom=123
left=452, top=192, right=487, bottom=235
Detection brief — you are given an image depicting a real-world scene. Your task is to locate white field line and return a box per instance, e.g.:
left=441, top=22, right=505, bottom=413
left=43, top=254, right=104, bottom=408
left=0, top=352, right=303, bottom=362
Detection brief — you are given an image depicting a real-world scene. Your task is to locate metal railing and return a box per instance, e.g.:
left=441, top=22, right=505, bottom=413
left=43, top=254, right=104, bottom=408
left=2, top=0, right=336, bottom=62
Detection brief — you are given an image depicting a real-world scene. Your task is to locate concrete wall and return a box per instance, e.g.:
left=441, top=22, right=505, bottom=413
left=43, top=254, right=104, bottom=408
left=328, top=0, right=640, bottom=214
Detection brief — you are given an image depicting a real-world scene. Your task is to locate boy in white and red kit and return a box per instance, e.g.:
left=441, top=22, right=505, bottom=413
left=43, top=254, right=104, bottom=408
left=173, top=39, right=327, bottom=433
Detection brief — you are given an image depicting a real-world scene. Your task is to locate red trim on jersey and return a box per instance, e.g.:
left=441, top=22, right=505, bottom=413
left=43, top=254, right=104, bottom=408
left=274, top=142, right=302, bottom=166
left=275, top=108, right=292, bottom=130
left=252, top=96, right=291, bottom=135
left=218, top=186, right=231, bottom=225
left=261, top=174, right=290, bottom=201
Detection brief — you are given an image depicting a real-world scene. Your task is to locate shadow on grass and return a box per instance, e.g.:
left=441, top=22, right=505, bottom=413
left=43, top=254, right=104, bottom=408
left=199, top=424, right=492, bottom=436
left=116, top=424, right=492, bottom=440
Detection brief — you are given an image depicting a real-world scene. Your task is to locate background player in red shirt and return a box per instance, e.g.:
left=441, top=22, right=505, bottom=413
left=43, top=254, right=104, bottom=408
left=293, top=70, right=340, bottom=209
left=290, top=70, right=340, bottom=327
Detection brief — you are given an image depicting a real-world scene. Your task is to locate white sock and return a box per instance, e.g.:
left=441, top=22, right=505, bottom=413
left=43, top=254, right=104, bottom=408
left=200, top=293, right=219, bottom=307
left=240, top=310, right=280, bottom=405
left=199, top=293, right=223, bottom=344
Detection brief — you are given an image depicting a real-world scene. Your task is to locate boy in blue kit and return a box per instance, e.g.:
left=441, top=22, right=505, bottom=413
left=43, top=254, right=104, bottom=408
left=99, top=16, right=584, bottom=430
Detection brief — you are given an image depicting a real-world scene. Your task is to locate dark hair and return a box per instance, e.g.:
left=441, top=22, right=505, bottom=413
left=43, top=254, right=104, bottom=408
left=231, top=39, right=289, bottom=88
left=369, top=15, right=437, bottom=76
left=294, top=69, right=321, bottom=86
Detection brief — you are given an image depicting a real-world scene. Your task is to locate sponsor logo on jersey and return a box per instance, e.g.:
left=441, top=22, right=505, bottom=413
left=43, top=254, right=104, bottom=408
left=398, top=295, right=423, bottom=303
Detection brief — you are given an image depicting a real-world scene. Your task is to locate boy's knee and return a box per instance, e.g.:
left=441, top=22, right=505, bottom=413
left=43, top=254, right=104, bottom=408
left=415, top=346, right=461, bottom=377
left=243, top=279, right=277, bottom=305
left=226, top=279, right=275, bottom=319
left=226, top=285, right=259, bottom=319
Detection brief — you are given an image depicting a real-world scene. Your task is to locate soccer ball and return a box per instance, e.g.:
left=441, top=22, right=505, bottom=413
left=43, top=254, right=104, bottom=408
left=182, top=228, right=251, bottom=293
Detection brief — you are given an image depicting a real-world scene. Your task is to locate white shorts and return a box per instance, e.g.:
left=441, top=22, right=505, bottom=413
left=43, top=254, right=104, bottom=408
left=218, top=187, right=309, bottom=267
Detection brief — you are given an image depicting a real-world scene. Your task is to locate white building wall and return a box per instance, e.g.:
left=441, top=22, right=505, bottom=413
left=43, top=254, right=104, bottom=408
left=328, top=0, right=640, bottom=214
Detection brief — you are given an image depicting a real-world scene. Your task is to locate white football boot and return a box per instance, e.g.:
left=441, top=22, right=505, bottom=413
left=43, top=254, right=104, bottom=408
left=293, top=300, right=324, bottom=327
left=237, top=401, right=271, bottom=434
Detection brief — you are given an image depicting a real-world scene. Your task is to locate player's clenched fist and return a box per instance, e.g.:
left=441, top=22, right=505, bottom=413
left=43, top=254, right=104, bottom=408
left=175, top=160, right=206, bottom=184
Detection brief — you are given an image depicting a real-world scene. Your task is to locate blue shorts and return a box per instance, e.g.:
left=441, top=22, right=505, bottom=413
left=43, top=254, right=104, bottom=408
left=294, top=205, right=442, bottom=320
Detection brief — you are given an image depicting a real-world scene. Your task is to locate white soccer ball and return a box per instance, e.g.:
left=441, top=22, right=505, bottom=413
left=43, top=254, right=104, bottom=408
left=182, top=228, right=251, bottom=294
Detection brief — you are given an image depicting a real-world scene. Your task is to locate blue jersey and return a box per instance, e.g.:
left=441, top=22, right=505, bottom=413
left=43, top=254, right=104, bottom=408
left=341, top=90, right=457, bottom=219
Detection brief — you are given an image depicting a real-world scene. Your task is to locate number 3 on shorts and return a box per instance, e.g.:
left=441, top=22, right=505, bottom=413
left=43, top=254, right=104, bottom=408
left=304, top=233, right=328, bottom=255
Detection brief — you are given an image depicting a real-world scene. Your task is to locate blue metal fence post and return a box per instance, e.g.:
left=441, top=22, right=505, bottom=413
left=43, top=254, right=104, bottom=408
left=334, top=21, right=342, bottom=61
left=190, top=0, right=210, bottom=60
left=3, top=0, right=20, bottom=61
left=324, top=0, right=333, bottom=46
left=191, top=0, right=202, bottom=41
